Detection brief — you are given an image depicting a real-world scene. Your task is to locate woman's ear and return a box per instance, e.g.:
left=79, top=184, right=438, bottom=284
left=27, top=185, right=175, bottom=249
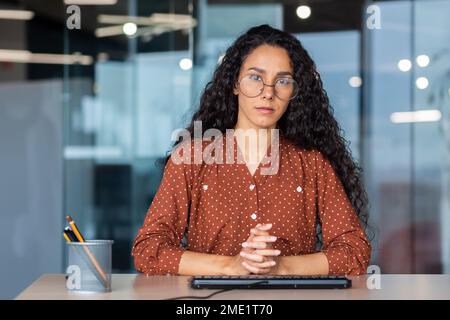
left=233, top=83, right=239, bottom=95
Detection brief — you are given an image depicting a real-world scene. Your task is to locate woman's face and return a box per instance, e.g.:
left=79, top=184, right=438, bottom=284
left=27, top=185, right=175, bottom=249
left=233, top=44, right=294, bottom=130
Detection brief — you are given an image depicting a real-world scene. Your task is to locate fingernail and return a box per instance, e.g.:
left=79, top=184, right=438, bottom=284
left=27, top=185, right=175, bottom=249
left=269, top=236, right=277, bottom=241
left=240, top=251, right=246, bottom=257
left=250, top=229, right=256, bottom=234
left=270, top=261, right=276, bottom=266
left=275, top=250, right=281, bottom=255
left=242, top=242, right=248, bottom=247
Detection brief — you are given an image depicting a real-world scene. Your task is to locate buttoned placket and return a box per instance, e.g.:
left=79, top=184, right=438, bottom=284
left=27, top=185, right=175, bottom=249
left=248, top=175, right=259, bottom=222
left=232, top=133, right=281, bottom=225
left=241, top=143, right=273, bottom=225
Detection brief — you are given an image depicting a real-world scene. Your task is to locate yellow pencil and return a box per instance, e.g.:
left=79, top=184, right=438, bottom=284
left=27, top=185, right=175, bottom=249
left=63, top=232, right=71, bottom=243
left=66, top=215, right=85, bottom=242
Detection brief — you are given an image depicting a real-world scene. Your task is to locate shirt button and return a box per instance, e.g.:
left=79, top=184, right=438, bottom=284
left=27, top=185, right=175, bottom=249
left=249, top=184, right=255, bottom=191
left=296, top=186, right=302, bottom=192
left=203, top=184, right=208, bottom=190
left=251, top=213, right=257, bottom=220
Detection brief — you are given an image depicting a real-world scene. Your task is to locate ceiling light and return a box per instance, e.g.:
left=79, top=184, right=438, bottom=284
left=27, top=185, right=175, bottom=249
left=122, top=22, right=137, bottom=36
left=390, top=109, right=441, bottom=123
left=64, top=0, right=117, bottom=5
left=398, top=59, right=412, bottom=72
left=0, top=49, right=93, bottom=65
left=179, top=58, right=192, bottom=70
left=0, top=10, right=34, bottom=20
left=349, top=76, right=362, bottom=87
left=416, top=54, right=430, bottom=67
left=296, top=6, right=311, bottom=19
left=416, top=77, right=429, bottom=90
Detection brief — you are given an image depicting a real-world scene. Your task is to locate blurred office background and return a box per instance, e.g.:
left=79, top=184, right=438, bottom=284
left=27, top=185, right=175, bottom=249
left=0, top=0, right=449, bottom=299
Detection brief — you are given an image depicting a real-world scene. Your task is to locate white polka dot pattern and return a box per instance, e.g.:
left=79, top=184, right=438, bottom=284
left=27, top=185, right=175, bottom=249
left=131, top=133, right=371, bottom=276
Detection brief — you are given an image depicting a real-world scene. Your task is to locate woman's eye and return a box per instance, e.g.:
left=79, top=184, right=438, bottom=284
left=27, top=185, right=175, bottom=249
left=277, top=78, right=292, bottom=85
left=248, top=74, right=262, bottom=81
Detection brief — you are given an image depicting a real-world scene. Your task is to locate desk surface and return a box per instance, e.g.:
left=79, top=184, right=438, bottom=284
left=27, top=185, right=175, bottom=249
left=15, top=274, right=450, bottom=300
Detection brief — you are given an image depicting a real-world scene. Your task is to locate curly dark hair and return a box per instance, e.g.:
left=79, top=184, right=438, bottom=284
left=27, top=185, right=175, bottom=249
left=170, top=24, right=371, bottom=240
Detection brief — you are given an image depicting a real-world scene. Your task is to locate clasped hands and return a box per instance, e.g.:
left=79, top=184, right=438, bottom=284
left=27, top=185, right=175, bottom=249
left=227, top=223, right=282, bottom=275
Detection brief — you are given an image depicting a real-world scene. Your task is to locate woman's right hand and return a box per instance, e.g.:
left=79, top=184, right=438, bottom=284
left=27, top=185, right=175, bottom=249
left=224, top=223, right=280, bottom=275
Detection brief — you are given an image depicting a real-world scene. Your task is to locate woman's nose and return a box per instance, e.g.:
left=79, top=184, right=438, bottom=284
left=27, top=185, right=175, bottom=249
left=261, top=84, right=274, bottom=100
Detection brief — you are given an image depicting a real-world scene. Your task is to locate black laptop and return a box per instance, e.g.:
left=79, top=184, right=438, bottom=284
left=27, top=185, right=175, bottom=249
left=190, top=275, right=352, bottom=289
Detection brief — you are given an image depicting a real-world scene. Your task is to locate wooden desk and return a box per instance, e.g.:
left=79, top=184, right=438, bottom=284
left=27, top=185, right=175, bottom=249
left=15, top=274, right=450, bottom=300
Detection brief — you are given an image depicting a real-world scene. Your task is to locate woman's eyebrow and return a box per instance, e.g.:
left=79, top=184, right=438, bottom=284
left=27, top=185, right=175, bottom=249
left=247, top=67, right=293, bottom=76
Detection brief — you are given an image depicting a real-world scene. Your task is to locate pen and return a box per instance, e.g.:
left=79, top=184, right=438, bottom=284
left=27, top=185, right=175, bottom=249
left=64, top=227, right=78, bottom=242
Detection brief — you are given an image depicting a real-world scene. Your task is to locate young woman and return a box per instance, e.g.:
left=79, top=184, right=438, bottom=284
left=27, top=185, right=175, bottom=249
left=132, top=24, right=371, bottom=276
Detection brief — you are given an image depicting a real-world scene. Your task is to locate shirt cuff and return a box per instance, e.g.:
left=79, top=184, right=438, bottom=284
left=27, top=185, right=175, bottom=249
left=135, top=245, right=186, bottom=276
left=322, top=246, right=368, bottom=276
left=322, top=247, right=350, bottom=275
left=158, top=245, right=187, bottom=275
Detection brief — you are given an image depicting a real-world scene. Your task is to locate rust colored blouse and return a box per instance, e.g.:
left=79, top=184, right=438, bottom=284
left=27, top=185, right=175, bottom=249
left=132, top=133, right=371, bottom=276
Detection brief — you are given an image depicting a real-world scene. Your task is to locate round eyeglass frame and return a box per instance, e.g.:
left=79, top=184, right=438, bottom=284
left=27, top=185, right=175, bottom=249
left=237, top=75, right=299, bottom=101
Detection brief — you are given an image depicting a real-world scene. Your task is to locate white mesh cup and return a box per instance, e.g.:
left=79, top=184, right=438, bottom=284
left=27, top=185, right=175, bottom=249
left=66, top=240, right=113, bottom=293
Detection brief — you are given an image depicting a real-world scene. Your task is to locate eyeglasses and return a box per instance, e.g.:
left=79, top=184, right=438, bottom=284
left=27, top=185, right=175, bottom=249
left=237, top=74, right=299, bottom=101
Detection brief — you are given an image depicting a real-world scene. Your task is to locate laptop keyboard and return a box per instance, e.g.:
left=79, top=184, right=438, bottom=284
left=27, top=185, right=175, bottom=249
left=190, top=275, right=352, bottom=289
left=193, top=275, right=344, bottom=280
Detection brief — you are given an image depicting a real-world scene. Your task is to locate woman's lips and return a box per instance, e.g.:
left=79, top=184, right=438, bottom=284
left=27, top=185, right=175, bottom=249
left=255, top=106, right=275, bottom=114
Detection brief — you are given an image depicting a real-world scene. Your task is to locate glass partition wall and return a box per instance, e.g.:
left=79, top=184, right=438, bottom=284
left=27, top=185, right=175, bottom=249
left=63, top=0, right=195, bottom=271
left=364, top=0, right=450, bottom=273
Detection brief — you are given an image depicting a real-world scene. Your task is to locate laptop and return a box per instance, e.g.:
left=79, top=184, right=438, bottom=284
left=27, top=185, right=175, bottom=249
left=190, top=275, right=352, bottom=289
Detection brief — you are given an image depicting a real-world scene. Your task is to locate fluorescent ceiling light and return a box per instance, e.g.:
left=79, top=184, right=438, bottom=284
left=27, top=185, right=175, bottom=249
left=64, top=146, right=123, bottom=159
left=98, top=13, right=194, bottom=25
left=0, top=9, right=34, bottom=20
left=0, top=49, right=93, bottom=65
left=390, top=109, right=441, bottom=123
left=64, top=0, right=117, bottom=5
left=95, top=25, right=123, bottom=38
left=95, top=13, right=197, bottom=38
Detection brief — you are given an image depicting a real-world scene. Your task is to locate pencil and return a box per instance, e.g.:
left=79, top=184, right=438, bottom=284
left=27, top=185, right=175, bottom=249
left=66, top=215, right=85, bottom=242
left=63, top=232, right=71, bottom=243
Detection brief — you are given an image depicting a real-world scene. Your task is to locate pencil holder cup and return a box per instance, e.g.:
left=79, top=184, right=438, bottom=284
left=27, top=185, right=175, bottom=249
left=65, top=240, right=113, bottom=293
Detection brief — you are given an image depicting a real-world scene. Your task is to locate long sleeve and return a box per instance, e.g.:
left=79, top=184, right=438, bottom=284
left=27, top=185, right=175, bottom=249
left=314, top=151, right=371, bottom=275
left=131, top=153, right=192, bottom=275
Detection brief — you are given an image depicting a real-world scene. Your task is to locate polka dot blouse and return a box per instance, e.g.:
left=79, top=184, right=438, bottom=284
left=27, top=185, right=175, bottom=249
left=132, top=133, right=371, bottom=276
